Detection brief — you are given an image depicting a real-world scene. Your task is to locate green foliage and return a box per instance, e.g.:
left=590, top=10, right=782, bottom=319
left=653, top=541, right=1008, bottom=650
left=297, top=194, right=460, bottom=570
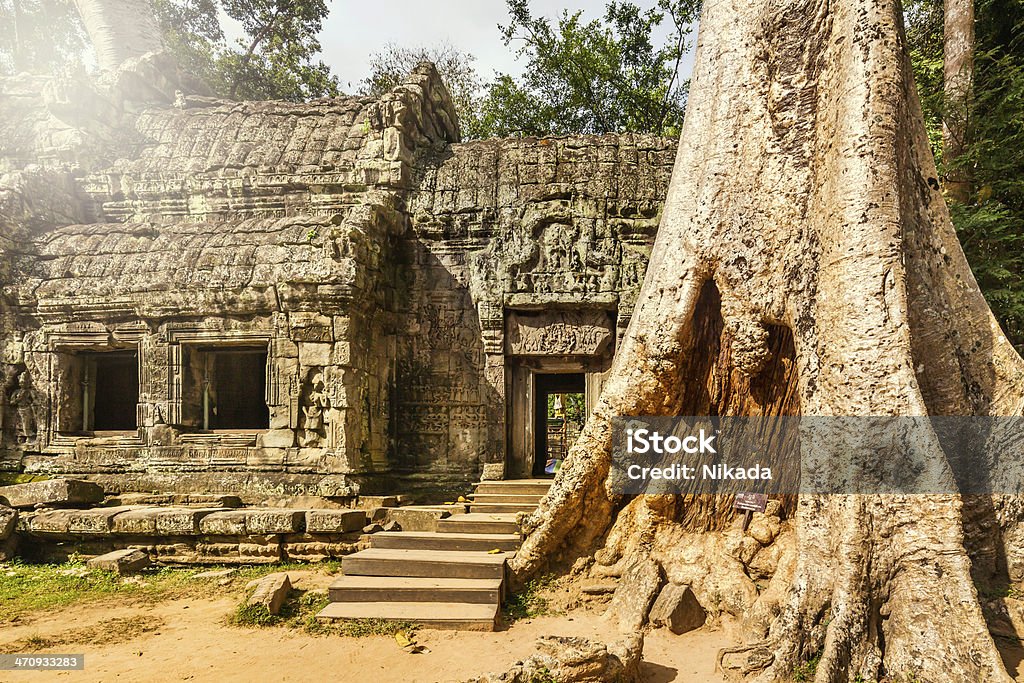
left=505, top=573, right=556, bottom=622
left=547, top=392, right=586, bottom=427
left=791, top=652, right=820, bottom=682
left=157, top=0, right=340, bottom=101
left=474, top=0, right=699, bottom=138
left=905, top=0, right=1024, bottom=352
left=0, top=0, right=339, bottom=102
left=0, top=0, right=87, bottom=76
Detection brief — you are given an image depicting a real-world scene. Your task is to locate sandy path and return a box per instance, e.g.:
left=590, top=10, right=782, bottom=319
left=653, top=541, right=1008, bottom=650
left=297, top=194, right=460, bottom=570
left=0, top=572, right=735, bottom=682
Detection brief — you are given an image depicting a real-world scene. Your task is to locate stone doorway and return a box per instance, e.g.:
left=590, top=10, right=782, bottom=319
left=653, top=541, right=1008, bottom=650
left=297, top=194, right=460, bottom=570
left=533, top=372, right=586, bottom=476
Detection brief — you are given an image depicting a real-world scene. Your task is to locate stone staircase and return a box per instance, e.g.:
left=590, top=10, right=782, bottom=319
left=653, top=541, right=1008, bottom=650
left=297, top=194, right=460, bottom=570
left=317, top=478, right=552, bottom=630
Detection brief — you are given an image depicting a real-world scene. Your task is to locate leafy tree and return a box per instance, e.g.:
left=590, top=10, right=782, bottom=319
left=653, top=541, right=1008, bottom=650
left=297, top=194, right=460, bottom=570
left=361, top=43, right=484, bottom=137
left=0, top=0, right=339, bottom=102
left=475, top=0, right=699, bottom=138
left=906, top=0, right=1024, bottom=350
left=0, top=0, right=87, bottom=76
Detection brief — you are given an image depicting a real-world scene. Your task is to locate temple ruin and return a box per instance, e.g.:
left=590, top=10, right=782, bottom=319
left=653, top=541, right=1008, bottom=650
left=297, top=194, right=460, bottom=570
left=0, top=54, right=675, bottom=501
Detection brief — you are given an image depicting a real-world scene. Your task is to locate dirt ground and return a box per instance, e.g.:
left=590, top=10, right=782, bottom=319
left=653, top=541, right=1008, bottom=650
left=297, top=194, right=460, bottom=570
left=0, top=569, right=736, bottom=683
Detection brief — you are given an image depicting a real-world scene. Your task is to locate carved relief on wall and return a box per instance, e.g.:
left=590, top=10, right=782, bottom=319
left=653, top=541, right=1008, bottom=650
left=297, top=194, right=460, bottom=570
left=299, top=371, right=330, bottom=447
left=505, top=310, right=615, bottom=357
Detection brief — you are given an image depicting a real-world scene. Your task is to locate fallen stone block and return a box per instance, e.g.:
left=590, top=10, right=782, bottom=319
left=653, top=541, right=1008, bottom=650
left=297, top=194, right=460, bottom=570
left=382, top=507, right=450, bottom=532
left=465, top=634, right=643, bottom=683
left=87, top=548, right=151, bottom=575
left=382, top=520, right=401, bottom=532
left=649, top=583, right=706, bottom=634
left=248, top=572, right=291, bottom=615
left=0, top=479, right=104, bottom=509
left=604, top=557, right=663, bottom=633
left=362, top=523, right=383, bottom=534
left=359, top=495, right=398, bottom=508
left=0, top=505, right=16, bottom=541
left=305, top=509, right=366, bottom=533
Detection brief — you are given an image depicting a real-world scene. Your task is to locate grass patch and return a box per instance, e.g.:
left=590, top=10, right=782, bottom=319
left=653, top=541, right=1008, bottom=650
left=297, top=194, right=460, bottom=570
left=229, top=587, right=418, bottom=639
left=0, top=559, right=342, bottom=624
left=504, top=574, right=556, bottom=622
left=792, top=653, right=821, bottom=682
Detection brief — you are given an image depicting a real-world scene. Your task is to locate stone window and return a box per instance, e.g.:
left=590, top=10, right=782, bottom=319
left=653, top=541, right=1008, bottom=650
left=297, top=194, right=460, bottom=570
left=59, top=350, right=140, bottom=433
left=185, top=347, right=270, bottom=431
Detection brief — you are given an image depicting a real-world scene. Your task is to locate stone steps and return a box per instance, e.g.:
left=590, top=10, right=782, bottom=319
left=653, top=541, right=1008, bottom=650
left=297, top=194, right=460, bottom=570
left=473, top=479, right=553, bottom=495
left=318, top=478, right=553, bottom=632
left=469, top=493, right=546, bottom=504
left=437, top=513, right=521, bottom=535
left=371, top=531, right=522, bottom=552
left=328, top=576, right=503, bottom=604
left=339, top=548, right=510, bottom=579
left=318, top=601, right=500, bottom=631
left=467, top=501, right=539, bottom=514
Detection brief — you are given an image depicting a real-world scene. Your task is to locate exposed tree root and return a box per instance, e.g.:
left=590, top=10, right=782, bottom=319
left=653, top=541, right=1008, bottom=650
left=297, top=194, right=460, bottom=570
left=510, top=0, right=1024, bottom=679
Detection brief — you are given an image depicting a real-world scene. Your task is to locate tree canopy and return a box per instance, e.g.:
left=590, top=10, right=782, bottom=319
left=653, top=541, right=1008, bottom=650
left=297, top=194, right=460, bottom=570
left=0, top=0, right=339, bottom=101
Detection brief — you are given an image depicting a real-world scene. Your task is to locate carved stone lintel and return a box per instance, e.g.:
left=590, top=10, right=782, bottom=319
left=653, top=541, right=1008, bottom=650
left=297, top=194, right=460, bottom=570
left=505, top=310, right=614, bottom=357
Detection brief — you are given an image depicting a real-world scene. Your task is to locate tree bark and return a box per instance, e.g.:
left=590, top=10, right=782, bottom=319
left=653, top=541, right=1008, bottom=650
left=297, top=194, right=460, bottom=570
left=510, top=0, right=1024, bottom=680
left=72, top=0, right=165, bottom=72
left=943, top=0, right=974, bottom=203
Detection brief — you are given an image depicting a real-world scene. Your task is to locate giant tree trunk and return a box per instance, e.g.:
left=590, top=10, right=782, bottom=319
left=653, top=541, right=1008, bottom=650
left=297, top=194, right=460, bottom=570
left=943, top=0, right=975, bottom=203
left=72, top=0, right=165, bottom=71
left=510, top=0, right=1024, bottom=680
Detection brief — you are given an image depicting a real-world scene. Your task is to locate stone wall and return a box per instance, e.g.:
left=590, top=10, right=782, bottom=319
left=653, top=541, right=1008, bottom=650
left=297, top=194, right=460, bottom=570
left=0, top=60, right=677, bottom=498
left=400, top=134, right=675, bottom=477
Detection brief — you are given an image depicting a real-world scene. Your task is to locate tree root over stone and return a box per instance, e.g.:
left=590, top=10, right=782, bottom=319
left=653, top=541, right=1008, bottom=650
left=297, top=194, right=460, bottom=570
left=510, top=0, right=1024, bottom=680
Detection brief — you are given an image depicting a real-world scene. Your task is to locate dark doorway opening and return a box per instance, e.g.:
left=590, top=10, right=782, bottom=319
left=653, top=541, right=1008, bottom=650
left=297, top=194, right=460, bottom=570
left=533, top=373, right=586, bottom=477
left=204, top=348, right=269, bottom=430
left=88, top=351, right=139, bottom=432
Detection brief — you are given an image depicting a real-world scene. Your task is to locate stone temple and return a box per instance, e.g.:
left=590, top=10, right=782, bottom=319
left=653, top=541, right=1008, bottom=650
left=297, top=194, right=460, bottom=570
left=0, top=16, right=675, bottom=502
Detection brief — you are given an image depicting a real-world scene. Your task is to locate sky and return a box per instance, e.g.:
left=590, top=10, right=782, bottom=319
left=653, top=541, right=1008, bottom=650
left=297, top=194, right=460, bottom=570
left=224, top=0, right=698, bottom=93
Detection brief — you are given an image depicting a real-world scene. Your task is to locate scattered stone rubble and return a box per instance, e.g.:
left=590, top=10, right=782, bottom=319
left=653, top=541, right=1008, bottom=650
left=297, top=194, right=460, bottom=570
left=464, top=635, right=643, bottom=683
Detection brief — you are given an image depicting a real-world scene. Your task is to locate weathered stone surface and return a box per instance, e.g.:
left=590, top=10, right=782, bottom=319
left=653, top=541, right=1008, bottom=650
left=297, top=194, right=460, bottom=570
left=199, top=509, right=303, bottom=535
left=305, top=509, right=366, bottom=533
left=68, top=507, right=140, bottom=534
left=0, top=479, right=104, bottom=509
left=282, top=533, right=363, bottom=562
left=87, top=548, right=151, bottom=574
left=382, top=507, right=450, bottom=532
left=0, top=59, right=672, bottom=501
left=604, top=557, right=662, bottom=633
left=0, top=505, right=16, bottom=541
left=362, top=523, right=383, bottom=534
left=248, top=572, right=291, bottom=615
left=464, top=634, right=643, bottom=683
left=360, top=496, right=399, bottom=508
left=648, top=583, right=706, bottom=634
left=109, top=493, right=242, bottom=508
left=746, top=514, right=781, bottom=545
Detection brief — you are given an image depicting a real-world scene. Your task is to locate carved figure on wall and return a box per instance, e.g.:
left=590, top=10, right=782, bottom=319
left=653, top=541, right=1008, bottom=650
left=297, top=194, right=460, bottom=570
left=2, top=365, right=36, bottom=444
left=299, top=372, right=329, bottom=447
